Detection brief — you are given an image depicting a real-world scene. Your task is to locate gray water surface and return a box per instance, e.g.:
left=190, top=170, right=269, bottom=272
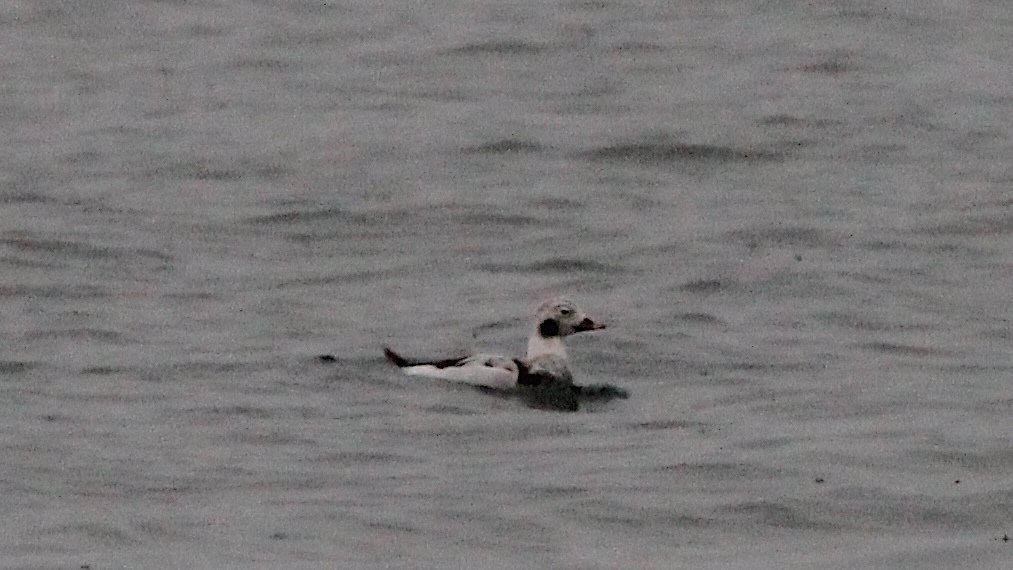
left=2, top=1, right=1011, bottom=568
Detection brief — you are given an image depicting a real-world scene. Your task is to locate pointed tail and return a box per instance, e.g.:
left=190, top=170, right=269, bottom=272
left=383, top=347, right=411, bottom=367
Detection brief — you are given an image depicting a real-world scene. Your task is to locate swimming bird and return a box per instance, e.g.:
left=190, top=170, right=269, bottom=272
left=384, top=296, right=603, bottom=387
left=382, top=297, right=628, bottom=411
left=382, top=347, right=629, bottom=411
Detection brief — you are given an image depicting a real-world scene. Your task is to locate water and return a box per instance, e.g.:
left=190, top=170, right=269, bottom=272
left=2, top=1, right=1011, bottom=568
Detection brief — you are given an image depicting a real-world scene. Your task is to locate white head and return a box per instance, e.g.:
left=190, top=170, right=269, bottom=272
left=527, top=296, right=606, bottom=359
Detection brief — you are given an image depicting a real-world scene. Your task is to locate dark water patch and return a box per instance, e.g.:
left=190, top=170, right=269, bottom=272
left=760, top=114, right=808, bottom=126
left=754, top=396, right=922, bottom=422
left=471, top=317, right=525, bottom=335
left=470, top=421, right=579, bottom=443
left=186, top=405, right=277, bottom=420
left=856, top=237, right=963, bottom=253
left=0, top=190, right=51, bottom=204
left=462, top=139, right=546, bottom=154
left=2, top=166, right=58, bottom=200
left=776, top=138, right=817, bottom=151
left=272, top=209, right=433, bottom=239
left=526, top=196, right=584, bottom=210
left=839, top=270, right=891, bottom=286
left=653, top=462, right=792, bottom=480
left=937, top=362, right=1013, bottom=375
left=227, top=57, right=297, bottom=72
left=670, top=312, right=724, bottom=325
left=564, top=0, right=615, bottom=11
left=165, top=361, right=265, bottom=376
left=722, top=501, right=837, bottom=530
left=446, top=40, right=550, bottom=56
left=1, top=284, right=109, bottom=299
left=80, top=366, right=124, bottom=375
left=858, top=342, right=953, bottom=358
left=155, top=162, right=242, bottom=182
left=182, top=24, right=226, bottom=38
left=273, top=267, right=402, bottom=288
left=749, top=270, right=848, bottom=297
left=911, top=448, right=1013, bottom=472
left=41, top=522, right=142, bottom=547
left=57, top=391, right=164, bottom=404
left=421, top=507, right=557, bottom=552
left=628, top=419, right=700, bottom=431
left=985, top=194, right=1013, bottom=208
left=458, top=211, right=543, bottom=227
left=227, top=430, right=316, bottom=446
left=0, top=360, right=38, bottom=375
left=24, top=328, right=130, bottom=344
left=725, top=226, right=834, bottom=248
left=758, top=114, right=842, bottom=128
left=797, top=59, right=850, bottom=74
left=831, top=6, right=934, bottom=26
left=364, top=519, right=420, bottom=534
left=420, top=403, right=485, bottom=415
left=852, top=142, right=907, bottom=161
left=162, top=290, right=218, bottom=301
left=563, top=499, right=716, bottom=531
left=40, top=412, right=77, bottom=423
left=244, top=207, right=355, bottom=226
left=528, top=485, right=589, bottom=498
left=2, top=237, right=174, bottom=263
left=59, top=148, right=104, bottom=167
left=146, top=158, right=291, bottom=182
left=478, top=258, right=623, bottom=274
left=815, top=311, right=931, bottom=332
left=720, top=360, right=822, bottom=373
left=678, top=370, right=754, bottom=388
left=795, top=52, right=855, bottom=74
left=384, top=204, right=540, bottom=228
left=980, top=327, right=1013, bottom=343
left=736, top=436, right=800, bottom=451
left=307, top=451, right=424, bottom=464
left=581, top=142, right=784, bottom=164
left=817, top=487, right=1011, bottom=529
left=679, top=279, right=731, bottom=293
left=390, top=87, right=471, bottom=103
left=918, top=214, right=1013, bottom=236
left=609, top=41, right=668, bottom=53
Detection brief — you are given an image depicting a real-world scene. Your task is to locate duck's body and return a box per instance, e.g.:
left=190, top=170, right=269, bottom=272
left=382, top=297, right=628, bottom=411
left=382, top=348, right=521, bottom=390
left=383, top=347, right=627, bottom=411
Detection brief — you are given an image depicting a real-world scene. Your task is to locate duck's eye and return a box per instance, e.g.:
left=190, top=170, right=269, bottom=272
left=560, top=308, right=573, bottom=316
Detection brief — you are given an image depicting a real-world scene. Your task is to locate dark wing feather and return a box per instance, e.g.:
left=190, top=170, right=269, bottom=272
left=383, top=347, right=469, bottom=369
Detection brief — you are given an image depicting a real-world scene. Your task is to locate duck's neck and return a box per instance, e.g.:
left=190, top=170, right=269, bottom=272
left=527, top=331, right=567, bottom=360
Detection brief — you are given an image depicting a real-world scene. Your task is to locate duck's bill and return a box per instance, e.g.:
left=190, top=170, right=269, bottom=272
left=574, top=317, right=606, bottom=332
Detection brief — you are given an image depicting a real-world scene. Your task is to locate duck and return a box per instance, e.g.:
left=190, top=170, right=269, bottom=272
left=382, top=297, right=629, bottom=411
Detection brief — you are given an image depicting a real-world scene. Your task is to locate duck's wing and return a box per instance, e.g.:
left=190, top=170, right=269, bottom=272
left=383, top=347, right=472, bottom=369
left=383, top=347, right=519, bottom=390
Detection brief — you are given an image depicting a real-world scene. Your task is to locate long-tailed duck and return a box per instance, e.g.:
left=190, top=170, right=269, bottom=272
left=382, top=297, right=628, bottom=411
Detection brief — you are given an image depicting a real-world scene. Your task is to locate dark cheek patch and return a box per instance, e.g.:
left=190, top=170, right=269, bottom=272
left=539, top=318, right=560, bottom=337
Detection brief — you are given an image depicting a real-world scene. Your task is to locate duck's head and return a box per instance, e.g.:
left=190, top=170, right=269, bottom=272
left=534, top=296, right=606, bottom=339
